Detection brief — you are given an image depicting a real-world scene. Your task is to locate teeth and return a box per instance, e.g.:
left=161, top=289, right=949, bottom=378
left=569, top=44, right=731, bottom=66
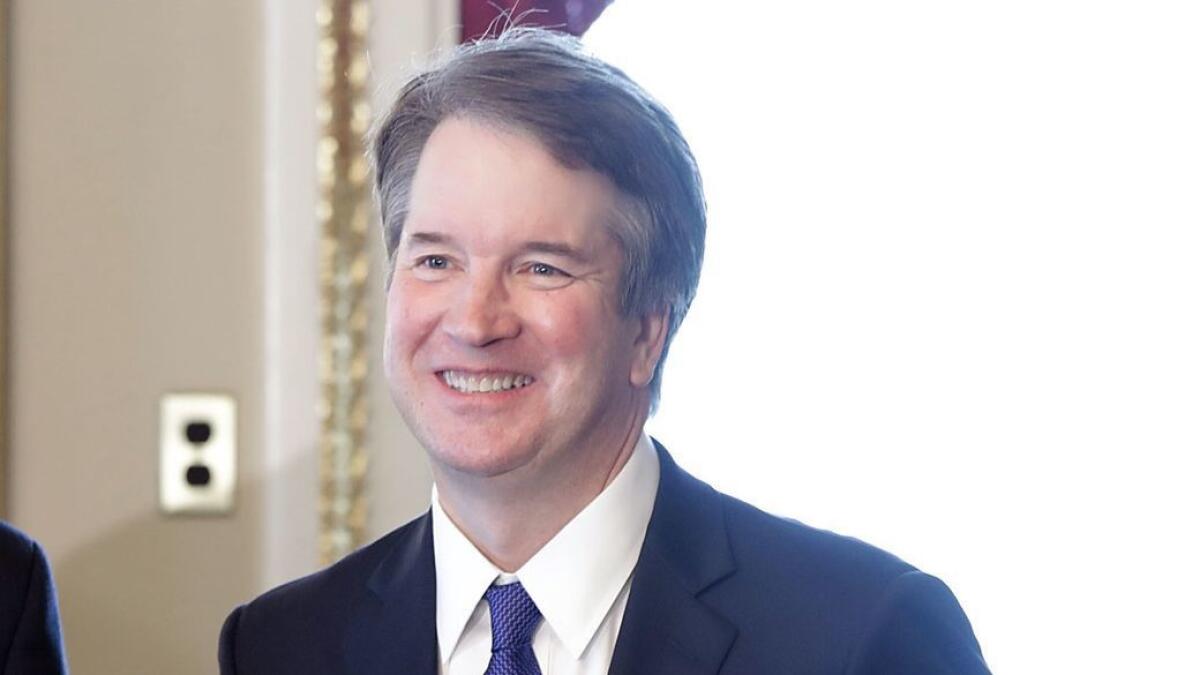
left=440, top=371, right=534, bottom=394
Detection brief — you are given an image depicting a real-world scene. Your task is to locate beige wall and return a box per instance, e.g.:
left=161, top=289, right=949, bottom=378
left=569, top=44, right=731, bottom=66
left=8, top=2, right=265, bottom=673
left=5, top=1, right=451, bottom=667
left=6, top=1, right=454, bottom=673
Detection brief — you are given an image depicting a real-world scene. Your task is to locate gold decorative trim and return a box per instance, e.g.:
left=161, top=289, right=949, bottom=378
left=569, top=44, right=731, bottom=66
left=316, top=0, right=371, bottom=565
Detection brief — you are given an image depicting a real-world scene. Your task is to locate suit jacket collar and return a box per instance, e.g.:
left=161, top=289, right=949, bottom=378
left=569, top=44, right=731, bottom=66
left=346, top=441, right=738, bottom=675
left=345, top=512, right=439, bottom=674
left=608, top=440, right=739, bottom=674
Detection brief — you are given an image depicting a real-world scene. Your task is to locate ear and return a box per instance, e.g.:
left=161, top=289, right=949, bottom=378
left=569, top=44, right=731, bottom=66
left=629, top=306, right=670, bottom=389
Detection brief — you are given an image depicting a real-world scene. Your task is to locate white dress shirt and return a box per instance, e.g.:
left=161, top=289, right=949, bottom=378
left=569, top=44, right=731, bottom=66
left=432, top=434, right=660, bottom=675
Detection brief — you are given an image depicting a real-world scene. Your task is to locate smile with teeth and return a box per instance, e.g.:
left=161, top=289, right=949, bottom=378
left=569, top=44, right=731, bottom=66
left=439, top=370, right=535, bottom=394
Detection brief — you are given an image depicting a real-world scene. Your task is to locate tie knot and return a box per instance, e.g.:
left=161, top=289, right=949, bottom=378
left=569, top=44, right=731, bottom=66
left=484, top=582, right=542, bottom=651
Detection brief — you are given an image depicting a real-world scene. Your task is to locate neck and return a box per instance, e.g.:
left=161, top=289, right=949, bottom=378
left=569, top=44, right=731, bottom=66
left=433, top=404, right=648, bottom=573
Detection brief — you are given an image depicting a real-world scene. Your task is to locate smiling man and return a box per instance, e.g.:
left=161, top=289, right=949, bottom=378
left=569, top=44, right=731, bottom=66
left=219, top=28, right=990, bottom=675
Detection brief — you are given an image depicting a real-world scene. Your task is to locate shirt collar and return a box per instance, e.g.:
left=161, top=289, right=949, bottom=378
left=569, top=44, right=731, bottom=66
left=431, top=484, right=502, bottom=665
left=432, top=433, right=660, bottom=663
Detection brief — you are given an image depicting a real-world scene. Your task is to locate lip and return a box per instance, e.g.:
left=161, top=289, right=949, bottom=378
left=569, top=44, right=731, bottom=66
left=432, top=366, right=533, bottom=376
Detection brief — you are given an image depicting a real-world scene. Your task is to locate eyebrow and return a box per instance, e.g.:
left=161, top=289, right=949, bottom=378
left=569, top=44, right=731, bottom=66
left=402, top=231, right=591, bottom=264
left=403, top=231, right=456, bottom=247
left=518, top=241, right=591, bottom=264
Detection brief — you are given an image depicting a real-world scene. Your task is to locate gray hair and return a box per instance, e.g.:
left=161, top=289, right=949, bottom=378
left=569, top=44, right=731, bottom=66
left=371, top=27, right=706, bottom=407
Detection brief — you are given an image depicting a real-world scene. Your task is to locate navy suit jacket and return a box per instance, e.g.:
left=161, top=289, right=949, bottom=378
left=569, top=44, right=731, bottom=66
left=220, top=444, right=990, bottom=674
left=0, top=522, right=69, bottom=675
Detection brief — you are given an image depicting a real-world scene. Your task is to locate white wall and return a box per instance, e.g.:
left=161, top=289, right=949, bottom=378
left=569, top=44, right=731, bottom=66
left=588, top=2, right=1200, bottom=673
left=362, top=0, right=458, bottom=550
left=259, top=0, right=456, bottom=589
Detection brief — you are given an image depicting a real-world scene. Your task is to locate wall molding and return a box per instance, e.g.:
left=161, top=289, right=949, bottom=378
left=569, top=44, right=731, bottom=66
left=316, top=0, right=372, bottom=565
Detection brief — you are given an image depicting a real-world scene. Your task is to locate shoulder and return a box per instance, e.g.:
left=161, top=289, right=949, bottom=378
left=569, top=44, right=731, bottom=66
left=228, top=513, right=426, bottom=626
left=718, top=489, right=916, bottom=597
left=670, top=478, right=919, bottom=654
left=220, top=509, right=432, bottom=662
left=221, top=511, right=441, bottom=674
left=655, top=447, right=915, bottom=605
left=652, top=449, right=988, bottom=672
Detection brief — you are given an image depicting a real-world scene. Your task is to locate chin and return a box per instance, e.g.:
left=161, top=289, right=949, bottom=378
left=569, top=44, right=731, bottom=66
left=421, top=430, right=543, bottom=479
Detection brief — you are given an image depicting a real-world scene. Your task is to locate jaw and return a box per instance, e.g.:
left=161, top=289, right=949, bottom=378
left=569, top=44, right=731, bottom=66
left=400, top=373, right=550, bottom=478
left=392, top=351, right=650, bottom=487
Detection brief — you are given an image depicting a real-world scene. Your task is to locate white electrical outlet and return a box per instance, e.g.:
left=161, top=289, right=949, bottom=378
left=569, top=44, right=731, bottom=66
left=159, top=393, right=236, bottom=515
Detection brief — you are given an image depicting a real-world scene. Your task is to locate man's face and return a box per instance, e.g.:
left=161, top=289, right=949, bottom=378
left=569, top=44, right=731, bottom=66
left=384, top=117, right=664, bottom=482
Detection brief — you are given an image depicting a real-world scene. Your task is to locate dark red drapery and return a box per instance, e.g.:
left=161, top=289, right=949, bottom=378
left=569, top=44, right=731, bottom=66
left=461, top=0, right=614, bottom=42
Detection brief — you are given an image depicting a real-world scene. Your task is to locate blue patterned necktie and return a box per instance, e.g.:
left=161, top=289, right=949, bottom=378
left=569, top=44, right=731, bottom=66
left=483, top=581, right=543, bottom=675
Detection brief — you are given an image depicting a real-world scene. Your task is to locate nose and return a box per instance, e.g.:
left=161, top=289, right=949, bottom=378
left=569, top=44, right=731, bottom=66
left=441, top=270, right=520, bottom=347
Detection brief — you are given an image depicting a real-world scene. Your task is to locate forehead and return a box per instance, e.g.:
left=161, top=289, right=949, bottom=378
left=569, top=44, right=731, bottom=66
left=403, top=116, right=620, bottom=249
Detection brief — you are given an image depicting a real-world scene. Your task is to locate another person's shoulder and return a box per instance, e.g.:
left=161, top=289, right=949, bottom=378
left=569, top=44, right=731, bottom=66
left=0, top=520, right=53, bottom=604
left=0, top=520, right=70, bottom=675
left=0, top=519, right=40, bottom=561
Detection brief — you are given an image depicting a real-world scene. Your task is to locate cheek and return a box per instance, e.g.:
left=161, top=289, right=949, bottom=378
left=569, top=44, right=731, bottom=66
left=384, top=279, right=440, bottom=362
left=527, top=293, right=622, bottom=367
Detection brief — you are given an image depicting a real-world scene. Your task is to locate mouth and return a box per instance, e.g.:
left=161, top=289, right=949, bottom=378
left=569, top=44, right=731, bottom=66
left=438, top=370, right=536, bottom=394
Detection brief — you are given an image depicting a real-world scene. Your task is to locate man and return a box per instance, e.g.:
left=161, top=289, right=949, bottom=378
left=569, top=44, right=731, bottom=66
left=220, top=28, right=990, bottom=674
left=0, top=521, right=70, bottom=675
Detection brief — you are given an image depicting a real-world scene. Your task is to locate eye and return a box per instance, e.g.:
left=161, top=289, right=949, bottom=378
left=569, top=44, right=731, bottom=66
left=419, top=255, right=449, bottom=270
left=408, top=254, right=456, bottom=280
left=520, top=261, right=574, bottom=289
left=529, top=262, right=563, bottom=276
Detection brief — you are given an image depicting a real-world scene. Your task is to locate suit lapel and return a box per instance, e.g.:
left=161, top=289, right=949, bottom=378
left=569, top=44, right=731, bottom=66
left=609, top=443, right=739, bottom=675
left=336, top=445, right=737, bottom=675
left=344, top=511, right=439, bottom=675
